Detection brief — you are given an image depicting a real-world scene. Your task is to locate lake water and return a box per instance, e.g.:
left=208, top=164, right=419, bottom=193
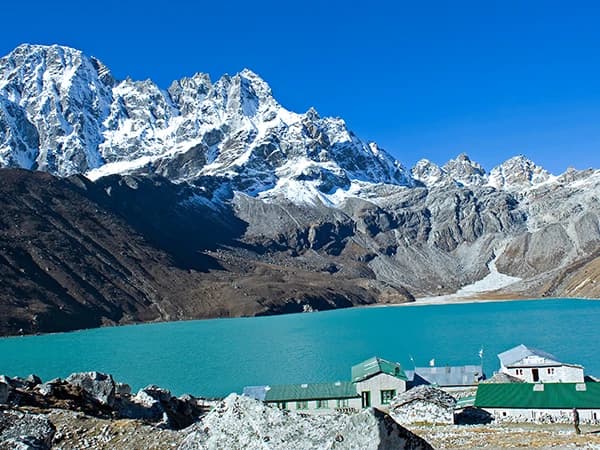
left=0, top=299, right=598, bottom=398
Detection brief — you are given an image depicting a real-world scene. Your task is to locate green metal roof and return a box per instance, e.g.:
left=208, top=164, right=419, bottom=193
left=475, top=383, right=600, bottom=409
left=351, top=356, right=407, bottom=382
left=264, top=381, right=359, bottom=402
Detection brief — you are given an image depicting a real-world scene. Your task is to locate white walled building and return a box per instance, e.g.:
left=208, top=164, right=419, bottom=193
left=243, top=356, right=408, bottom=414
left=475, top=382, right=600, bottom=424
left=498, top=345, right=584, bottom=383
left=351, top=357, right=408, bottom=410
left=243, top=381, right=362, bottom=414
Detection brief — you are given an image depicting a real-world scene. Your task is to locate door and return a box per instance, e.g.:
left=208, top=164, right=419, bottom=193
left=361, top=391, right=371, bottom=408
left=532, top=368, right=539, bottom=382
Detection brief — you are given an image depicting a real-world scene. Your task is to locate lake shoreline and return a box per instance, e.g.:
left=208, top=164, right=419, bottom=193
left=2, top=298, right=599, bottom=398
left=2, top=294, right=599, bottom=339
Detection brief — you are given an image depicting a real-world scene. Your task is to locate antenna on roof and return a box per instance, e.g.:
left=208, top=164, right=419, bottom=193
left=479, top=346, right=485, bottom=381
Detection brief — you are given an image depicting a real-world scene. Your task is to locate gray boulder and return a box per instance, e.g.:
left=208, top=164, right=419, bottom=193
left=117, top=385, right=170, bottom=426
left=0, top=410, right=56, bottom=450
left=390, top=385, right=457, bottom=425
left=178, top=393, right=432, bottom=450
left=115, top=382, right=132, bottom=396
left=65, top=371, right=115, bottom=406
left=24, top=375, right=42, bottom=387
left=0, top=375, right=42, bottom=391
left=118, top=385, right=206, bottom=429
left=0, top=380, right=10, bottom=404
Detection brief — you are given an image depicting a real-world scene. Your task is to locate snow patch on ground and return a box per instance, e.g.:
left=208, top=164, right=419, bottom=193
left=455, top=256, right=521, bottom=295
left=414, top=250, right=522, bottom=305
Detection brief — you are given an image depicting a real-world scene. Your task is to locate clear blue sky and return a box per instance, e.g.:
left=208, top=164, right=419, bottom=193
left=1, top=0, right=600, bottom=174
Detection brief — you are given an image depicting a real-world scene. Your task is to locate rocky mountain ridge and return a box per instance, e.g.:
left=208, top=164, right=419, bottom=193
left=0, top=44, right=581, bottom=203
left=0, top=44, right=599, bottom=336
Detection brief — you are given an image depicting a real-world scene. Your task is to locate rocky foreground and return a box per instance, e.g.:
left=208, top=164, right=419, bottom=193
left=0, top=372, right=433, bottom=450
left=3, top=372, right=600, bottom=449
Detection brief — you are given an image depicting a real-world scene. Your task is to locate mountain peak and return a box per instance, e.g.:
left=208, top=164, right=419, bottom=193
left=489, top=155, right=552, bottom=191
left=0, top=43, right=114, bottom=175
left=442, top=153, right=487, bottom=187
left=411, top=159, right=449, bottom=187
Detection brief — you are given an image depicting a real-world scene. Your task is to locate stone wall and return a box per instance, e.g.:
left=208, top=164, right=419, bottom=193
left=485, top=407, right=600, bottom=425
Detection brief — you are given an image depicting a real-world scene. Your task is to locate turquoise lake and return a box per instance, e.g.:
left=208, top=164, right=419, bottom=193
left=0, top=299, right=599, bottom=398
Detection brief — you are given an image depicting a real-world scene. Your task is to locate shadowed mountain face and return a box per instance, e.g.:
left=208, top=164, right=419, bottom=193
left=0, top=44, right=599, bottom=335
left=2, top=165, right=599, bottom=336
left=0, top=169, right=413, bottom=336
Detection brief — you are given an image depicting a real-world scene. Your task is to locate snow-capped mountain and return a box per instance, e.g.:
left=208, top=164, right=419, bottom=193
left=411, top=159, right=452, bottom=187
left=488, top=155, right=554, bottom=191
left=441, top=153, right=487, bottom=187
left=1, top=44, right=574, bottom=206
left=0, top=44, right=413, bottom=204
left=0, top=44, right=113, bottom=174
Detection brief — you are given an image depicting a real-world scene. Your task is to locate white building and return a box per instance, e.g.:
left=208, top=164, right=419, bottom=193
left=243, top=356, right=408, bottom=414
left=475, top=382, right=600, bottom=424
left=498, top=344, right=584, bottom=383
left=351, top=356, right=407, bottom=410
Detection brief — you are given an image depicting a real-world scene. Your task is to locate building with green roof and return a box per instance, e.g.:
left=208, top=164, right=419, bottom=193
left=351, top=356, right=407, bottom=383
left=242, top=356, right=408, bottom=414
left=475, top=383, right=600, bottom=423
left=352, top=356, right=408, bottom=410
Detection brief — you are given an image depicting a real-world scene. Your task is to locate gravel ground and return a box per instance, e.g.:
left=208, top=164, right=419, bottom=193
left=46, top=409, right=184, bottom=450
left=15, top=407, right=600, bottom=449
left=408, top=422, right=600, bottom=449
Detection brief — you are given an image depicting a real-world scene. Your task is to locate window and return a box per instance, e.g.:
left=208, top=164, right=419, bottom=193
left=547, top=368, right=555, bottom=375
left=296, top=401, right=308, bottom=410
left=316, top=399, right=329, bottom=409
left=276, top=401, right=287, bottom=410
left=380, top=389, right=396, bottom=405
left=337, top=399, right=349, bottom=408
left=593, top=412, right=597, bottom=421
left=361, top=391, right=371, bottom=408
left=516, top=369, right=524, bottom=376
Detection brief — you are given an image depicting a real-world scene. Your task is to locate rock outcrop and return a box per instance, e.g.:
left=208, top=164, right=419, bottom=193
left=0, top=410, right=56, bottom=450
left=0, top=373, right=210, bottom=431
left=117, top=385, right=208, bottom=429
left=0, top=381, right=10, bottom=404
left=65, top=372, right=117, bottom=407
left=178, top=394, right=433, bottom=450
left=390, top=386, right=457, bottom=425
